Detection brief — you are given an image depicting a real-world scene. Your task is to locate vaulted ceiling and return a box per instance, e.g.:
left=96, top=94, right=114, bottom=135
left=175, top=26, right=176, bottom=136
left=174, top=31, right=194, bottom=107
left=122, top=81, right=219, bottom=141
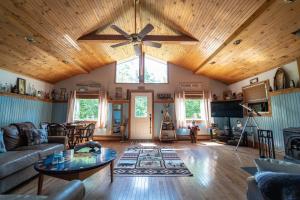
left=0, top=0, right=299, bottom=84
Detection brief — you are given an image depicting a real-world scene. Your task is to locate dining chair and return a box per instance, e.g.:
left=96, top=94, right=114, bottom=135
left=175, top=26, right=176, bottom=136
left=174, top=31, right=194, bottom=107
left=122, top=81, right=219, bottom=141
left=47, top=123, right=68, bottom=136
left=76, top=123, right=96, bottom=143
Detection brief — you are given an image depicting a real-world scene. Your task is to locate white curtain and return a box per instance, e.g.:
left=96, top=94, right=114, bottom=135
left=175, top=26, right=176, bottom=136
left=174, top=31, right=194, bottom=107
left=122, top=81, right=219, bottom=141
left=66, top=90, right=76, bottom=123
left=96, top=91, right=108, bottom=128
left=175, top=91, right=186, bottom=129
left=202, top=91, right=212, bottom=128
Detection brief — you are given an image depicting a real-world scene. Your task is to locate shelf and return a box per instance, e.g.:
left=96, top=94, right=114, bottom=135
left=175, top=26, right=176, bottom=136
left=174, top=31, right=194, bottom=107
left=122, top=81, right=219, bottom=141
left=270, top=88, right=300, bottom=96
left=154, top=99, right=174, bottom=103
left=108, top=99, right=129, bottom=104
left=0, top=92, right=53, bottom=103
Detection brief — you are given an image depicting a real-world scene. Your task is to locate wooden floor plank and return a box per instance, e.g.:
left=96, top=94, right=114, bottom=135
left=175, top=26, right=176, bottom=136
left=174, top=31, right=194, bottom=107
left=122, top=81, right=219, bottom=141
left=9, top=141, right=262, bottom=200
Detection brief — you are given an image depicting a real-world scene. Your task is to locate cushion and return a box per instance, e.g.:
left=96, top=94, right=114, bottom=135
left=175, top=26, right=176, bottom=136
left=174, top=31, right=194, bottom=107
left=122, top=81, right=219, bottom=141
left=0, top=150, right=39, bottom=179
left=255, top=172, right=300, bottom=200
left=0, top=130, right=6, bottom=153
left=2, top=125, right=26, bottom=150
left=15, top=143, right=64, bottom=158
left=24, top=129, right=48, bottom=146
left=254, top=158, right=300, bottom=174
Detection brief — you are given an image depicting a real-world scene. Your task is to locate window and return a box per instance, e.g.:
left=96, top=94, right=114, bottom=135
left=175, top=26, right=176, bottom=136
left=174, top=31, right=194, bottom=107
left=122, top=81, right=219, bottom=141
left=74, top=99, right=99, bottom=121
left=135, top=96, right=148, bottom=118
left=116, top=56, right=139, bottom=83
left=185, top=99, right=203, bottom=120
left=144, top=55, right=168, bottom=83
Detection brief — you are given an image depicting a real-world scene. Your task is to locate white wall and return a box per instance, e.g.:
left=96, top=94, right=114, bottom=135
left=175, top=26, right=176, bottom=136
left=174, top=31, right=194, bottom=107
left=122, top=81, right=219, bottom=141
left=0, top=69, right=54, bottom=93
left=229, top=61, right=299, bottom=93
left=54, top=63, right=228, bottom=98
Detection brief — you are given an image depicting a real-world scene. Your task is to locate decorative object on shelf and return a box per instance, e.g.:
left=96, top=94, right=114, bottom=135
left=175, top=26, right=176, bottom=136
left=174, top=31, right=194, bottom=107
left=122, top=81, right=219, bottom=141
left=60, top=88, right=66, bottom=100
left=290, top=80, right=295, bottom=88
left=237, top=92, right=243, bottom=99
left=250, top=77, right=258, bottom=84
left=115, top=87, right=122, bottom=99
left=274, top=68, right=287, bottom=90
left=157, top=93, right=172, bottom=99
left=269, top=86, right=273, bottom=92
left=223, top=90, right=232, bottom=100
left=76, top=82, right=102, bottom=92
left=17, top=78, right=26, bottom=94
left=11, top=85, right=18, bottom=93
left=212, top=94, right=218, bottom=101
left=137, top=86, right=145, bottom=90
left=232, top=93, right=237, bottom=99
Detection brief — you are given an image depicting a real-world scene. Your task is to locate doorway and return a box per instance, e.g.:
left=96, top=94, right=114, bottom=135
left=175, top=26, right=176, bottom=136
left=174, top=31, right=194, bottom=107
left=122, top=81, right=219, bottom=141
left=129, top=91, right=154, bottom=140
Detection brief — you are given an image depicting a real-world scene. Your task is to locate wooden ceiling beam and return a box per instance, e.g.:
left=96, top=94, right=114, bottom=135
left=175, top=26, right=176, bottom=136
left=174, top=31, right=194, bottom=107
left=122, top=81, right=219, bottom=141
left=78, top=34, right=198, bottom=44
left=193, top=0, right=276, bottom=74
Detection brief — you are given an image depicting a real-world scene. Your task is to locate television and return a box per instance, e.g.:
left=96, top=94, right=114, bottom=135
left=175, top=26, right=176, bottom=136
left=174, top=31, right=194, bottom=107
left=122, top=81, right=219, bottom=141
left=211, top=100, right=243, bottom=118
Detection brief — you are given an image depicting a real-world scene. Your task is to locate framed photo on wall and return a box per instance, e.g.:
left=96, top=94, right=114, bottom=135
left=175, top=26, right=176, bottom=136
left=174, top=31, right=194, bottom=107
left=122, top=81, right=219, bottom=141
left=17, top=78, right=26, bottom=94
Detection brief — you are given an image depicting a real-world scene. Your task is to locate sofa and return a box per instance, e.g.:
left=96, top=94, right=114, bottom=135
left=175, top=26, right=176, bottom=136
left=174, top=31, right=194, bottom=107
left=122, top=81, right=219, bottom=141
left=0, top=180, right=85, bottom=200
left=0, top=122, right=68, bottom=193
left=247, top=158, right=300, bottom=200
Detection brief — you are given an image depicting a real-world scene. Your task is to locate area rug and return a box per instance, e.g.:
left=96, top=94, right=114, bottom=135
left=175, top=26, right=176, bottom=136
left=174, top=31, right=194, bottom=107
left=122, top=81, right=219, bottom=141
left=241, top=167, right=257, bottom=176
left=114, top=146, right=193, bottom=177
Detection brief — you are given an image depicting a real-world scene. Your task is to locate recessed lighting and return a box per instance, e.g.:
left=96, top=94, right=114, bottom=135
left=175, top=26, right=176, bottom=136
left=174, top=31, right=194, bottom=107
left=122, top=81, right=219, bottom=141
left=62, top=60, right=69, bottom=64
left=284, top=0, right=296, bottom=4
left=292, top=29, right=300, bottom=37
left=233, top=39, right=242, bottom=45
left=24, top=36, right=36, bottom=43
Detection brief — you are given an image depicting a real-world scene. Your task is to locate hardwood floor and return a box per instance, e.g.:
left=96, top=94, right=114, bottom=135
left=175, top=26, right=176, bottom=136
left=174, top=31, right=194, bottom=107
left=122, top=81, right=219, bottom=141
left=10, top=141, right=260, bottom=200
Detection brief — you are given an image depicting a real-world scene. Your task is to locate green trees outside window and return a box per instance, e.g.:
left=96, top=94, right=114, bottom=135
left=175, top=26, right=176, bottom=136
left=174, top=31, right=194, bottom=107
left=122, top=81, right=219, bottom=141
left=185, top=99, right=202, bottom=119
left=74, top=99, right=99, bottom=120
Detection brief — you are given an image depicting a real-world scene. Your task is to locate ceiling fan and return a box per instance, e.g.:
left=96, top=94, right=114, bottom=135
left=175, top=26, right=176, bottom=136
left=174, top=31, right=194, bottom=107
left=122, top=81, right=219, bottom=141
left=110, top=0, right=161, bottom=55
left=77, top=1, right=199, bottom=54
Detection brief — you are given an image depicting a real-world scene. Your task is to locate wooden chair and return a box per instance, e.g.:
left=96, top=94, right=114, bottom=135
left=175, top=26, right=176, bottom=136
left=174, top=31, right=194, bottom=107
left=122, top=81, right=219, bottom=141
left=76, top=123, right=96, bottom=143
left=47, top=123, right=68, bottom=136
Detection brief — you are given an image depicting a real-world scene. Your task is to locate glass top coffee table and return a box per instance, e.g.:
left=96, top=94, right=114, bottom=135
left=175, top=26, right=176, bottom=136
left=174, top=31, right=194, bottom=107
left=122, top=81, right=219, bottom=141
left=34, top=147, right=117, bottom=194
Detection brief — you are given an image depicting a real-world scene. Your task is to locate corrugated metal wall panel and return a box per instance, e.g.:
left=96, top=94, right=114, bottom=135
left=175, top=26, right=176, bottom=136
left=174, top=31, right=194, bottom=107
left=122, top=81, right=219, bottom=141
left=213, top=92, right=300, bottom=150
left=51, top=103, right=68, bottom=123
left=0, top=96, right=52, bottom=128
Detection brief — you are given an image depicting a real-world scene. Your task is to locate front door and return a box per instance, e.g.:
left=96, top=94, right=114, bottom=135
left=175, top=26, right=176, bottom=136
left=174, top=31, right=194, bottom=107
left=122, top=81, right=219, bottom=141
left=130, top=92, right=153, bottom=139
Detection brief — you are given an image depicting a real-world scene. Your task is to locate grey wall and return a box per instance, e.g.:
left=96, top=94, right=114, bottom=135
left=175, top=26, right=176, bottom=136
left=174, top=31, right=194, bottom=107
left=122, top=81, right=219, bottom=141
left=214, top=92, right=300, bottom=150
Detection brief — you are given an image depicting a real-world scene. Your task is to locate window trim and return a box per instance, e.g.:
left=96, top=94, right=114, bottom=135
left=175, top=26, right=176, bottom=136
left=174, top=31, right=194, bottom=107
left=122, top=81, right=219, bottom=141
left=184, top=98, right=204, bottom=120
left=115, top=56, right=141, bottom=84
left=74, top=98, right=99, bottom=121
left=114, top=54, right=169, bottom=84
left=143, top=54, right=169, bottom=84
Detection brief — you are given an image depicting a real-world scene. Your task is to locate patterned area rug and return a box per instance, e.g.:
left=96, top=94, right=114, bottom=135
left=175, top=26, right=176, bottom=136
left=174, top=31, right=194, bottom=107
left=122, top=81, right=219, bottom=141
left=114, top=146, right=193, bottom=176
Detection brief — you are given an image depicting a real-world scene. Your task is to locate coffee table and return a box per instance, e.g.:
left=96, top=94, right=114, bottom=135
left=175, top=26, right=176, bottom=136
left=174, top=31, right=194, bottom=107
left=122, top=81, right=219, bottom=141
left=34, top=147, right=117, bottom=195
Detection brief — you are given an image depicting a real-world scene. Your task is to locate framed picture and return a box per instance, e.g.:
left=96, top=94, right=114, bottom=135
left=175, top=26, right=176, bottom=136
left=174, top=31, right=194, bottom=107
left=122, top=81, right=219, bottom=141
left=17, top=78, right=26, bottom=94
left=250, top=77, right=258, bottom=84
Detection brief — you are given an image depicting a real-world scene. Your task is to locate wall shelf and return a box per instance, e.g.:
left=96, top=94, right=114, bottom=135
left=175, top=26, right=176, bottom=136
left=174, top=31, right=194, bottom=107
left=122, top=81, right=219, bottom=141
left=270, top=88, right=300, bottom=97
left=0, top=92, right=52, bottom=103
left=108, top=99, right=129, bottom=104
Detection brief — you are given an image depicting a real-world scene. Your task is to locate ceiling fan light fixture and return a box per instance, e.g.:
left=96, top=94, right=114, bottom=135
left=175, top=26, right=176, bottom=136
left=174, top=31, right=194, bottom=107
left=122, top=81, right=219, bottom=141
left=233, top=39, right=242, bottom=45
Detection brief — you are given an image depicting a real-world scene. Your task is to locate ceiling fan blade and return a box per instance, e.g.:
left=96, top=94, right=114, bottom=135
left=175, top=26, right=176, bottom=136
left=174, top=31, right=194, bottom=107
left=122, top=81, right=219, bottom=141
left=143, top=41, right=162, bottom=48
left=138, top=24, right=154, bottom=38
left=111, top=41, right=131, bottom=48
left=111, top=25, right=130, bottom=39
left=133, top=44, right=141, bottom=56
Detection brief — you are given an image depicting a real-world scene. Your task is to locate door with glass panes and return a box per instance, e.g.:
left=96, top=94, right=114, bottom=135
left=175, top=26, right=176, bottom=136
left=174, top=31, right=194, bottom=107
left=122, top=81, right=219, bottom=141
left=130, top=92, right=153, bottom=139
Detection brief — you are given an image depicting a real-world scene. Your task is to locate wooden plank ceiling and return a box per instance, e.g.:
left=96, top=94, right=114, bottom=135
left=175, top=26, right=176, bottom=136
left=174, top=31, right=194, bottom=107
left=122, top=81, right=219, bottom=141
left=0, top=0, right=299, bottom=84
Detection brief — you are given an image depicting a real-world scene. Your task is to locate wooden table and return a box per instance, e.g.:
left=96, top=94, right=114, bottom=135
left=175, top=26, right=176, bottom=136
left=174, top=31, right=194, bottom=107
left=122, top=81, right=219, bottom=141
left=34, top=147, right=116, bottom=195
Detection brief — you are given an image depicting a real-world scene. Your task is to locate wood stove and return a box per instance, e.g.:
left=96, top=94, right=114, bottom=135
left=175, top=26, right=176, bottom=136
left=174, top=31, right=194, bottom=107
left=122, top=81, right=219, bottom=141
left=283, top=128, right=300, bottom=164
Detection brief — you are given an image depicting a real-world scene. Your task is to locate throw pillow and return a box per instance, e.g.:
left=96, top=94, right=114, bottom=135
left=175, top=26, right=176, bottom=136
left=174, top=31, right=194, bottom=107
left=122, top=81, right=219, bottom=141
left=25, top=129, right=48, bottom=146
left=254, top=158, right=300, bottom=174
left=2, top=125, right=25, bottom=150
left=37, top=129, right=48, bottom=144
left=0, top=130, right=7, bottom=153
